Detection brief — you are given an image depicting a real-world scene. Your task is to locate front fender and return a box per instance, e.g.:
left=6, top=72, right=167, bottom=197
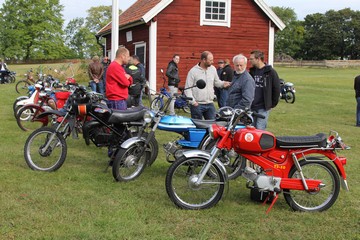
left=36, top=109, right=66, bottom=119
left=120, top=136, right=146, bottom=149
left=181, top=150, right=228, bottom=182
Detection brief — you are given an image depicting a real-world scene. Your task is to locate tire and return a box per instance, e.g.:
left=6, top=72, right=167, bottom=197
left=165, top=156, right=225, bottom=210
left=14, top=104, right=24, bottom=118
left=150, top=97, right=164, bottom=111
left=182, top=104, right=191, bottom=114
left=112, top=141, right=149, bottom=182
left=16, top=105, right=48, bottom=131
left=201, top=137, right=243, bottom=180
left=284, top=91, right=295, bottom=104
left=283, top=159, right=340, bottom=212
left=24, top=127, right=67, bottom=171
left=16, top=80, right=32, bottom=94
left=142, top=132, right=159, bottom=166
left=13, top=96, right=29, bottom=112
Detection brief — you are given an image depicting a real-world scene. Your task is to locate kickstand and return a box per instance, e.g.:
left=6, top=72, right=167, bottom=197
left=263, top=192, right=279, bottom=214
left=103, top=157, right=114, bottom=173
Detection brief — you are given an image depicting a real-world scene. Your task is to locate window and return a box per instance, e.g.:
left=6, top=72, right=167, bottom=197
left=200, top=0, right=231, bottom=27
left=135, top=42, right=146, bottom=67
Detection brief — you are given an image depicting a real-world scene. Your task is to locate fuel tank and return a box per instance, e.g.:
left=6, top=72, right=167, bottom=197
left=233, top=126, right=275, bottom=153
left=157, top=115, right=196, bottom=133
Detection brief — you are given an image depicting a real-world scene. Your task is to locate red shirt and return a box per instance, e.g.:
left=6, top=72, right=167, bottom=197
left=106, top=61, right=133, bottom=100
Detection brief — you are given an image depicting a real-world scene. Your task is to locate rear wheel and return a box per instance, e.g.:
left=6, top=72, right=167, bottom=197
left=284, top=91, right=295, bottom=103
left=165, top=156, right=225, bottom=210
left=283, top=159, right=340, bottom=212
left=112, top=142, right=149, bottom=182
left=24, top=127, right=67, bottom=171
left=16, top=80, right=32, bottom=94
left=182, top=104, right=191, bottom=114
left=16, top=105, right=48, bottom=131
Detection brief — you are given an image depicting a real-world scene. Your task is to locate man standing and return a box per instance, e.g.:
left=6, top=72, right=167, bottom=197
left=131, top=55, right=146, bottom=106
left=226, top=54, right=255, bottom=110
left=106, top=47, right=133, bottom=110
left=354, top=75, right=360, bottom=127
left=185, top=51, right=231, bottom=120
left=101, top=56, right=110, bottom=93
left=216, top=58, right=233, bottom=108
left=249, top=50, right=280, bottom=129
left=88, top=56, right=104, bottom=94
left=166, top=54, right=180, bottom=115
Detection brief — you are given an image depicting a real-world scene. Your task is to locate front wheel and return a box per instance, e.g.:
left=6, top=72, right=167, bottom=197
left=16, top=80, right=32, bottom=94
left=182, top=104, right=191, bottom=114
left=283, top=159, right=340, bottom=212
left=165, top=156, right=225, bottom=210
left=284, top=91, right=295, bottom=103
left=112, top=142, right=149, bottom=182
left=16, top=105, right=48, bottom=131
left=150, top=96, right=164, bottom=111
left=24, top=127, right=67, bottom=171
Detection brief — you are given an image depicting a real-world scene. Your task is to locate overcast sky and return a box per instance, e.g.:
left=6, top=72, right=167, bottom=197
left=0, top=0, right=360, bottom=23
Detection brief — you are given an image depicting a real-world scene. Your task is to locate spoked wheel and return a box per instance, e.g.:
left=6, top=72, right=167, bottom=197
left=16, top=80, right=32, bottom=94
left=150, top=97, right=164, bottom=111
left=13, top=96, right=29, bottom=113
left=16, top=105, right=48, bottom=131
left=112, top=142, right=149, bottom=182
left=283, top=159, right=340, bottom=212
left=284, top=91, right=295, bottom=103
left=165, top=157, right=225, bottom=210
left=24, top=127, right=67, bottom=171
left=182, top=104, right=191, bottom=114
left=201, top=137, right=243, bottom=180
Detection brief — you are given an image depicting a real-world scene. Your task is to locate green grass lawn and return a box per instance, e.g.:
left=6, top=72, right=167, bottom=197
left=0, top=65, right=359, bottom=239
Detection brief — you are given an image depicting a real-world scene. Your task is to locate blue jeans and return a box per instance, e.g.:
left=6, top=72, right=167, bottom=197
left=357, top=97, right=360, bottom=126
left=89, top=80, right=104, bottom=94
left=107, top=100, right=127, bottom=110
left=252, top=109, right=270, bottom=130
left=190, top=103, right=216, bottom=120
left=215, top=88, right=229, bottom=108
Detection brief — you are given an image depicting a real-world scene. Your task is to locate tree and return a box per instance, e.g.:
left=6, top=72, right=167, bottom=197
left=0, top=0, right=68, bottom=61
left=64, top=6, right=118, bottom=58
left=271, top=7, right=304, bottom=59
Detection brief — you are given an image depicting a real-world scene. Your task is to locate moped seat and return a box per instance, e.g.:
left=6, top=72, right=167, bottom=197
left=276, top=133, right=327, bottom=148
left=192, top=119, right=217, bottom=129
left=108, top=106, right=147, bottom=123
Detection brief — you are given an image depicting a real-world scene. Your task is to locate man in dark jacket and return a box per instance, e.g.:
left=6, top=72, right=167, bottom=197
left=354, top=75, right=360, bottom=126
left=216, top=59, right=233, bottom=108
left=227, top=54, right=255, bottom=110
left=126, top=64, right=146, bottom=107
left=249, top=50, right=280, bottom=130
left=166, top=54, right=180, bottom=115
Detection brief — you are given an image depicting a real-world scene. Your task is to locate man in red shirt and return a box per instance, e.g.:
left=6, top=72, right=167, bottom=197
left=106, top=47, right=133, bottom=110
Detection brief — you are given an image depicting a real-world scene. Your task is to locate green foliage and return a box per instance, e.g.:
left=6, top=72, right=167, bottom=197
left=0, top=64, right=359, bottom=239
left=0, top=0, right=69, bottom=61
left=272, top=7, right=304, bottom=59
left=64, top=6, right=117, bottom=59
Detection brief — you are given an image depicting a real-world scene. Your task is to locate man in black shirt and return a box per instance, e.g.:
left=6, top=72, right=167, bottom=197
left=354, top=75, right=360, bottom=126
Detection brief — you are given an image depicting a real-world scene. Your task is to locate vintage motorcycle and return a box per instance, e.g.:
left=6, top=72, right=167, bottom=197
left=24, top=85, right=157, bottom=172
left=165, top=108, right=349, bottom=212
left=0, top=71, right=16, bottom=84
left=112, top=79, right=207, bottom=182
left=280, top=79, right=296, bottom=104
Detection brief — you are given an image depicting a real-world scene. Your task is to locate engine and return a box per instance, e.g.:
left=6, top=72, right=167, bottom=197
left=242, top=167, right=281, bottom=192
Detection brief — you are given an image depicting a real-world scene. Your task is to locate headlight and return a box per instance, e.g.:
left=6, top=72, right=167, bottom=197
left=143, top=110, right=153, bottom=123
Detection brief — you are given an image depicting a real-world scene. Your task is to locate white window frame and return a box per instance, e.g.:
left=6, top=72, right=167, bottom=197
left=200, top=0, right=231, bottom=28
left=134, top=42, right=146, bottom=67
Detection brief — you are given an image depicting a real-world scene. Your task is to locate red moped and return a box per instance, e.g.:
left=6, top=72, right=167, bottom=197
left=165, top=108, right=349, bottom=212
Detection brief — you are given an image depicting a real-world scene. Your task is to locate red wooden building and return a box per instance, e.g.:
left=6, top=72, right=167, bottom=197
left=96, top=0, right=285, bottom=91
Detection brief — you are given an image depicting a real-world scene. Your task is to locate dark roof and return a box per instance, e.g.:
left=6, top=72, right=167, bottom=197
left=97, top=0, right=162, bottom=35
